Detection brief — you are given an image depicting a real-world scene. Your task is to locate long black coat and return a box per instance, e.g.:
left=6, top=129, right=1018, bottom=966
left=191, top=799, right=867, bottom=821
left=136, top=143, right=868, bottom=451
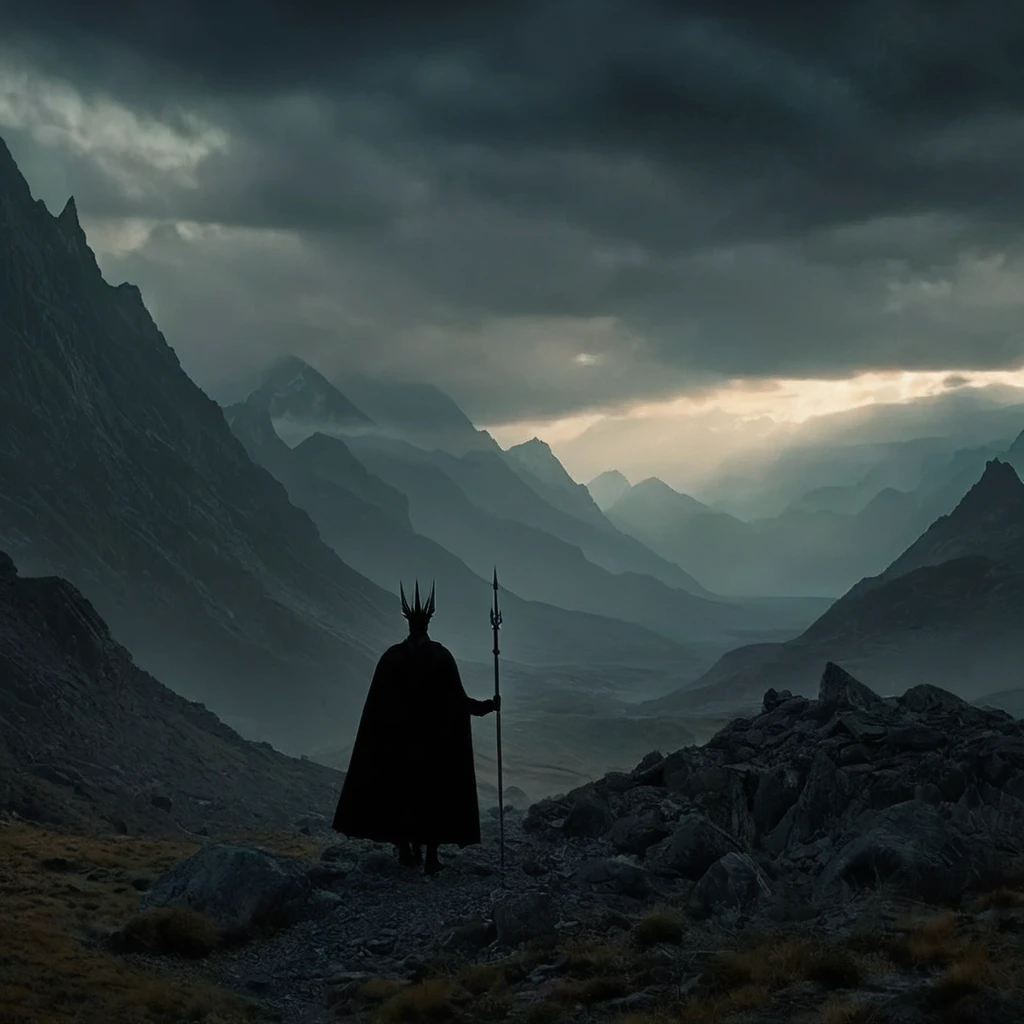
left=332, top=636, right=487, bottom=847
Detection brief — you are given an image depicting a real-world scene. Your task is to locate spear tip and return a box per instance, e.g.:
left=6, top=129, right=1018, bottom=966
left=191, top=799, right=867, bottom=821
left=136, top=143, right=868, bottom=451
left=493, top=566, right=499, bottom=589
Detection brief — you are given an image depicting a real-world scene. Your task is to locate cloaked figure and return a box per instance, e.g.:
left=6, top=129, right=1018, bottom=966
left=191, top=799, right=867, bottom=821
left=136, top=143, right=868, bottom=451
left=332, top=580, right=499, bottom=875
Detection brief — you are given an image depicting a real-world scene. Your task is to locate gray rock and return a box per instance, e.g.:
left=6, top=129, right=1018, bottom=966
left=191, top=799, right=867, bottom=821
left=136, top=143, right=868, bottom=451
left=562, top=794, right=615, bottom=838
left=608, top=809, right=670, bottom=856
left=575, top=857, right=651, bottom=898
left=752, top=764, right=802, bottom=836
left=493, top=891, right=557, bottom=946
left=690, top=852, right=769, bottom=916
left=646, top=813, right=733, bottom=879
left=141, top=844, right=316, bottom=934
left=819, top=662, right=884, bottom=711
left=818, top=801, right=985, bottom=900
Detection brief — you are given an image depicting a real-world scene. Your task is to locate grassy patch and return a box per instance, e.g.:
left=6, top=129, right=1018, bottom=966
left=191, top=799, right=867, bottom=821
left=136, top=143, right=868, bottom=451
left=632, top=912, right=685, bottom=951
left=549, top=976, right=631, bottom=1005
left=374, top=978, right=464, bottom=1023
left=114, top=907, right=220, bottom=958
left=975, top=888, right=1024, bottom=911
left=702, top=938, right=865, bottom=994
left=0, top=822, right=268, bottom=1024
left=817, top=998, right=873, bottom=1024
left=676, top=984, right=772, bottom=1022
left=885, top=912, right=964, bottom=969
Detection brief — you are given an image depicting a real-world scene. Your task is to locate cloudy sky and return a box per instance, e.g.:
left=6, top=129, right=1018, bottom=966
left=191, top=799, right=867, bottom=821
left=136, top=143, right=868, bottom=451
left=3, top=2, right=1024, bottom=488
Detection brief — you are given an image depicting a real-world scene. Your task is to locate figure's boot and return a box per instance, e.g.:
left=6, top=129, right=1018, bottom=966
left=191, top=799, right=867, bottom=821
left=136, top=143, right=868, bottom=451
left=396, top=841, right=416, bottom=867
left=424, top=843, right=443, bottom=876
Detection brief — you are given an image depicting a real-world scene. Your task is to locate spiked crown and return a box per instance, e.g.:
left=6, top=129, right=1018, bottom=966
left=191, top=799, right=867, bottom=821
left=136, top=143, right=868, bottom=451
left=400, top=579, right=436, bottom=632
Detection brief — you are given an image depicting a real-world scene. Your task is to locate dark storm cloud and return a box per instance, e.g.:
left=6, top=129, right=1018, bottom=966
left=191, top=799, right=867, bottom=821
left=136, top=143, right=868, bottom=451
left=3, top=0, right=1024, bottom=420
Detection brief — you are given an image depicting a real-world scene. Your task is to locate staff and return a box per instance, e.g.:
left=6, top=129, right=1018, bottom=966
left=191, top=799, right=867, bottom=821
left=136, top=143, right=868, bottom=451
left=490, top=567, right=505, bottom=880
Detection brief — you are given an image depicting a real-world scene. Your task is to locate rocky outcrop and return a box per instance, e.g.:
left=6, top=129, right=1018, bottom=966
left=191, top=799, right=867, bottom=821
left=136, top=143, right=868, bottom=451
left=528, top=662, right=1024, bottom=917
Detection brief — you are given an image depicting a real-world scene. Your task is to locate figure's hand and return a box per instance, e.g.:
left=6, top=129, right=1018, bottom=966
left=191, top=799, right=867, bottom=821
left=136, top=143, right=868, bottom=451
left=491, top=695, right=501, bottom=714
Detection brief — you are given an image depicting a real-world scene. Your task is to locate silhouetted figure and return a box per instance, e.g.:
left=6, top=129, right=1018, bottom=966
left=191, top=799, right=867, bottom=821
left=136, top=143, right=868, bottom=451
left=331, top=581, right=499, bottom=875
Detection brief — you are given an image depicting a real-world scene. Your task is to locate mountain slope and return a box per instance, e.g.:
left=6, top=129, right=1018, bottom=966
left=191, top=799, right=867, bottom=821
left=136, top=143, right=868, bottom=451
left=0, top=550, right=342, bottom=835
left=341, top=435, right=825, bottom=651
left=339, top=370, right=500, bottom=456
left=503, top=438, right=609, bottom=529
left=256, top=356, right=373, bottom=440
left=587, top=470, right=632, bottom=510
left=645, top=460, right=1024, bottom=715
left=0, top=136, right=398, bottom=753
left=254, top=360, right=712, bottom=595
left=224, top=399, right=699, bottom=676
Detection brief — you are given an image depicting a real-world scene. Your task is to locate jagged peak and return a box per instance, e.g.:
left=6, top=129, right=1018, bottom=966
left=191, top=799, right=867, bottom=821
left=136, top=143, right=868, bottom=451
left=953, top=458, right=1024, bottom=512
left=261, top=354, right=322, bottom=385
left=58, top=195, right=81, bottom=229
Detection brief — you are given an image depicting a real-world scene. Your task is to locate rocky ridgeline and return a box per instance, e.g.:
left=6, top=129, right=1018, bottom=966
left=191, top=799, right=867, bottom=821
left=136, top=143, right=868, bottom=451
left=130, top=663, right=1024, bottom=1023
left=527, top=662, right=1024, bottom=915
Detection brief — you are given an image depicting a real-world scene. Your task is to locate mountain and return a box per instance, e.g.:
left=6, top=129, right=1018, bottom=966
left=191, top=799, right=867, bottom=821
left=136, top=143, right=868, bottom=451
left=338, top=370, right=499, bottom=456
left=254, top=356, right=373, bottom=443
left=251, top=358, right=713, bottom=595
left=644, top=460, right=1024, bottom=716
left=0, top=550, right=342, bottom=835
left=607, top=478, right=714, bottom=534
left=607, top=450, right=1018, bottom=599
left=1006, top=427, right=1024, bottom=476
left=504, top=437, right=609, bottom=529
left=340, top=434, right=826, bottom=653
left=0, top=136, right=404, bottom=753
left=224, top=398, right=699, bottom=676
left=587, top=470, right=632, bottom=510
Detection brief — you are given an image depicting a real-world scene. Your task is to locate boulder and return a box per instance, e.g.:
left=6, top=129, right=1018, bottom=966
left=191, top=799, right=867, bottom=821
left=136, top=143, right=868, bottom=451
left=690, top=852, right=769, bottom=917
left=646, top=813, right=733, bottom=879
left=608, top=808, right=670, bottom=856
left=575, top=858, right=651, bottom=899
left=819, top=662, right=884, bottom=711
left=493, top=891, right=558, bottom=946
left=562, top=794, right=615, bottom=838
left=817, top=801, right=987, bottom=901
left=141, top=844, right=320, bottom=935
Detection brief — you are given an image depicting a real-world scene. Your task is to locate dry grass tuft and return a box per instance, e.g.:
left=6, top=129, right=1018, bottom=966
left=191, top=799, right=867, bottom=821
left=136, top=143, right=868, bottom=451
left=923, top=946, right=1016, bottom=1008
left=549, top=975, right=631, bottom=1005
left=631, top=911, right=685, bottom=950
left=456, top=962, right=507, bottom=996
left=360, top=977, right=411, bottom=1001
left=886, top=912, right=964, bottom=969
left=975, top=887, right=1024, bottom=911
left=114, top=906, right=220, bottom=958
left=702, top=938, right=864, bottom=993
left=817, top=998, right=873, bottom=1024
left=0, top=822, right=267, bottom=1023
left=374, top=978, right=464, bottom=1023
left=676, top=984, right=772, bottom=1023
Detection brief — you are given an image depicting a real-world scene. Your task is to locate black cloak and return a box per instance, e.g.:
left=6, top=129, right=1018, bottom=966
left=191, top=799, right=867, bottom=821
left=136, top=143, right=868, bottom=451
left=332, top=636, right=487, bottom=847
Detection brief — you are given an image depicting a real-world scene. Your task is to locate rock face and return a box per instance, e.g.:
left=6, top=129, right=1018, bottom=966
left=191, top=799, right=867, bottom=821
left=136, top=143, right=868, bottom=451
left=526, top=663, right=1024, bottom=917
left=0, top=551, right=343, bottom=835
left=0, top=137, right=397, bottom=752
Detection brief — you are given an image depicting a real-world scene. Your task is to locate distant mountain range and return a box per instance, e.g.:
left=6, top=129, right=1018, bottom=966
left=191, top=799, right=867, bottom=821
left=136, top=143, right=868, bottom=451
left=224, top=397, right=699, bottom=677
left=239, top=358, right=829, bottom=654
left=644, top=458, right=1024, bottom=717
left=599, top=435, right=1022, bottom=598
